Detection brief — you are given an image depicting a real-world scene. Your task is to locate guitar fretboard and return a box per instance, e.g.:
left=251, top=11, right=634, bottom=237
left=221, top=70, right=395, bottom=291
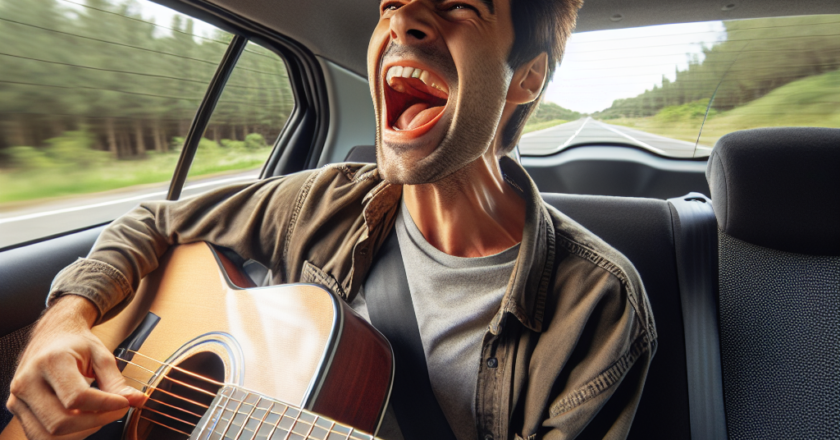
left=189, top=385, right=378, bottom=440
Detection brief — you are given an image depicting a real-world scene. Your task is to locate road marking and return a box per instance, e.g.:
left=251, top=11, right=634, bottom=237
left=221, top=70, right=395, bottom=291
left=0, top=174, right=259, bottom=224
left=617, top=125, right=697, bottom=146
left=558, top=117, right=590, bottom=150
left=591, top=120, right=669, bottom=156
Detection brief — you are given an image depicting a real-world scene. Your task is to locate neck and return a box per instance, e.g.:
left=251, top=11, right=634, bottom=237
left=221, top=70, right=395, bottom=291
left=403, top=150, right=525, bottom=258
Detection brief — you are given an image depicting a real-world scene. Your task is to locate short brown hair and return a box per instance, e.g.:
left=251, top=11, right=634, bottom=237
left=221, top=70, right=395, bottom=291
left=500, top=0, right=583, bottom=154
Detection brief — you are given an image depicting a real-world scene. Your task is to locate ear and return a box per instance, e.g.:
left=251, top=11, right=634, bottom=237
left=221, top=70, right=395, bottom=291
left=506, top=52, right=548, bottom=105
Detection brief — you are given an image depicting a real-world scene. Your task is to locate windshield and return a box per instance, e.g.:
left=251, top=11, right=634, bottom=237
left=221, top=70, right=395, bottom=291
left=520, top=14, right=840, bottom=158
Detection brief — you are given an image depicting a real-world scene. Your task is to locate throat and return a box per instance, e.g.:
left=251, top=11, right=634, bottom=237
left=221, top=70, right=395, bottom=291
left=402, top=162, right=526, bottom=258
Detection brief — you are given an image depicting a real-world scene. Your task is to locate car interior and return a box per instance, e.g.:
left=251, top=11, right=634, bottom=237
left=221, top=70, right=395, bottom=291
left=0, top=0, right=838, bottom=438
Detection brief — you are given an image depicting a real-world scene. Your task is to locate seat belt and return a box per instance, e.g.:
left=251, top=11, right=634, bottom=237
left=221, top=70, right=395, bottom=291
left=667, top=193, right=728, bottom=440
left=364, top=229, right=458, bottom=440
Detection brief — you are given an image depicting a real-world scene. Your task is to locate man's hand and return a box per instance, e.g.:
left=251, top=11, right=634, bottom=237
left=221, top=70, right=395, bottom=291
left=7, top=295, right=146, bottom=440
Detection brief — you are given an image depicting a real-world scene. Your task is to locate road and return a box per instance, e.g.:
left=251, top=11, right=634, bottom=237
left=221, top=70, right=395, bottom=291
left=0, top=171, right=261, bottom=248
left=520, top=117, right=712, bottom=158
left=2, top=120, right=708, bottom=248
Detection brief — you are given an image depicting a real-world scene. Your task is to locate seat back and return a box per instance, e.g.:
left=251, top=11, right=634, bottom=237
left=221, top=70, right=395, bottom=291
left=707, top=127, right=840, bottom=439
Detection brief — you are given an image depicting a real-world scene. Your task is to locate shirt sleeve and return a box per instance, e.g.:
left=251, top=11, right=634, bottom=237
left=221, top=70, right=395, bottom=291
left=532, top=257, right=657, bottom=440
left=542, top=331, right=655, bottom=440
left=48, top=170, right=315, bottom=323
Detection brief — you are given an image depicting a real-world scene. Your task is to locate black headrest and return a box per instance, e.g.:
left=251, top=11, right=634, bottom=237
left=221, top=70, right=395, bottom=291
left=706, top=127, right=840, bottom=256
left=344, top=145, right=376, bottom=163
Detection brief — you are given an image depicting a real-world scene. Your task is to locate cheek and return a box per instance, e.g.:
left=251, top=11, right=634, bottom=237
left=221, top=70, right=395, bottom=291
left=367, top=23, right=391, bottom=82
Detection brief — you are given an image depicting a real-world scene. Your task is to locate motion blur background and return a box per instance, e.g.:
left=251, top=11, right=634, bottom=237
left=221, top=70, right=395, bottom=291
left=0, top=0, right=838, bottom=247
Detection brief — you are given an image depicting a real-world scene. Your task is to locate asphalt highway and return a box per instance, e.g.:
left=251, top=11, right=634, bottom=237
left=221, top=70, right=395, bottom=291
left=520, top=117, right=712, bottom=158
left=0, top=171, right=261, bottom=248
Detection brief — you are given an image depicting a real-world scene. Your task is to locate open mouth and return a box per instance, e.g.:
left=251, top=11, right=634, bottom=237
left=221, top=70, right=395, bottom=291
left=384, top=65, right=450, bottom=133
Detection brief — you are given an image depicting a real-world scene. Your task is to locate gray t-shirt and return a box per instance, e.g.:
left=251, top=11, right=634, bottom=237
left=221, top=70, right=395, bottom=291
left=352, top=200, right=518, bottom=440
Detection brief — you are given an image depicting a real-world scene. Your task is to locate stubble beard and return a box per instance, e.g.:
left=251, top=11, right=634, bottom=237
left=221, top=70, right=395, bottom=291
left=376, top=43, right=510, bottom=186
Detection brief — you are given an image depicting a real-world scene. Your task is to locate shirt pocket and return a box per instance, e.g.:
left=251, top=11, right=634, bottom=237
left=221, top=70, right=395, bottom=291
left=301, top=260, right=346, bottom=299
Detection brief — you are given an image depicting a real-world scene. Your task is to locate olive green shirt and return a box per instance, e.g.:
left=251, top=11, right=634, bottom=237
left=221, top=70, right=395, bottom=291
left=49, top=157, right=657, bottom=439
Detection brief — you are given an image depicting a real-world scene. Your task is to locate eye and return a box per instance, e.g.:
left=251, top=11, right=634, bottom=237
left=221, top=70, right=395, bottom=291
left=444, top=2, right=480, bottom=17
left=381, top=1, right=402, bottom=14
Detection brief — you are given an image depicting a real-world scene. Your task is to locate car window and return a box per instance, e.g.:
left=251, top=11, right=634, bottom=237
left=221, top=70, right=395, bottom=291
left=0, top=1, right=293, bottom=249
left=183, top=41, right=294, bottom=193
left=521, top=15, right=840, bottom=158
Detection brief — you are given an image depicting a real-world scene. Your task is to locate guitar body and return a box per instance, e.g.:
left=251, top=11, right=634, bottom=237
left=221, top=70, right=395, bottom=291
left=1, top=243, right=393, bottom=439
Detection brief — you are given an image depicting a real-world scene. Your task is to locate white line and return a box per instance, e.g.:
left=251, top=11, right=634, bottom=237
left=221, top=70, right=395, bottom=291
left=616, top=125, right=698, bottom=147
left=558, top=117, right=590, bottom=149
left=591, top=120, right=669, bottom=156
left=0, top=174, right=259, bottom=224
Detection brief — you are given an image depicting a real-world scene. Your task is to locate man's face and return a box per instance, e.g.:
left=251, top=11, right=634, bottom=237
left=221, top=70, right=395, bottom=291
left=368, top=0, right=516, bottom=184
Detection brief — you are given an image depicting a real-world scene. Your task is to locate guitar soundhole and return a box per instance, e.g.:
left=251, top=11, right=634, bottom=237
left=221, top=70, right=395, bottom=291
left=136, top=351, right=224, bottom=439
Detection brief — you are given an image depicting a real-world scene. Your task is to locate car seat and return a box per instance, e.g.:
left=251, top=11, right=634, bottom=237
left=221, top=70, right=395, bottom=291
left=707, top=127, right=840, bottom=439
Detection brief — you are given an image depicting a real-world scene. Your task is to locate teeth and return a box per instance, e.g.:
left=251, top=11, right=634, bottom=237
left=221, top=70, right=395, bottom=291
left=386, top=65, right=449, bottom=95
left=386, top=66, right=403, bottom=83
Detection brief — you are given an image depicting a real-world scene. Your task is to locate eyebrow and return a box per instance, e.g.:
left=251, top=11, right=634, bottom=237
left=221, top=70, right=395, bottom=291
left=379, top=0, right=495, bottom=15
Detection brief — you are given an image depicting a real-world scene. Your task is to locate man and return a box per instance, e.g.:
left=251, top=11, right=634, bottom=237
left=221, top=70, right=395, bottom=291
left=6, top=0, right=657, bottom=438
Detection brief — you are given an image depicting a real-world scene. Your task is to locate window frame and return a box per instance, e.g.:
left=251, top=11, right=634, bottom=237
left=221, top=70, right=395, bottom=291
left=154, top=0, right=330, bottom=200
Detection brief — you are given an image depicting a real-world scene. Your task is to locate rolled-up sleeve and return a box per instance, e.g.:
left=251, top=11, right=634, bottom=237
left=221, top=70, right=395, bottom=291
left=48, top=170, right=315, bottom=322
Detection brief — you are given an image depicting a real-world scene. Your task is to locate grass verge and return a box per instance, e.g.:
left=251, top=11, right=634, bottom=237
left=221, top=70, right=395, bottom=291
left=603, top=69, right=840, bottom=150
left=0, top=146, right=270, bottom=205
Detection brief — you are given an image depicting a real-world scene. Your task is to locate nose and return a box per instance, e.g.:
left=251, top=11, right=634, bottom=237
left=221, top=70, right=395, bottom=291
left=389, top=1, right=438, bottom=45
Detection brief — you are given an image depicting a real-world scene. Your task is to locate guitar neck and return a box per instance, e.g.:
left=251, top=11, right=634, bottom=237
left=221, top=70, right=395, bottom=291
left=191, top=385, right=380, bottom=440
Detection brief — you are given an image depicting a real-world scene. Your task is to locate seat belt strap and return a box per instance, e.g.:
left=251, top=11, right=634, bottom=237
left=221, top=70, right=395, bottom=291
left=365, top=229, right=458, bottom=440
left=667, top=193, right=728, bottom=440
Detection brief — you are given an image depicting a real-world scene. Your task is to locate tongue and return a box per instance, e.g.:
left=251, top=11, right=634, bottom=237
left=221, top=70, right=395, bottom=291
left=395, top=103, right=444, bottom=131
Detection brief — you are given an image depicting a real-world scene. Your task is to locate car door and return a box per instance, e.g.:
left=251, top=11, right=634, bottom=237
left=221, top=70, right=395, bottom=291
left=0, top=0, right=328, bottom=430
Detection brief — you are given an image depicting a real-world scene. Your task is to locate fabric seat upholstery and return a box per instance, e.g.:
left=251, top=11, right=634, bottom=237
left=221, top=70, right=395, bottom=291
left=707, top=127, right=840, bottom=439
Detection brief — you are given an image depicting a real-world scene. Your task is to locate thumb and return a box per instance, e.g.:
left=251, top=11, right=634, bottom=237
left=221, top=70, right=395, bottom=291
left=91, top=345, right=147, bottom=407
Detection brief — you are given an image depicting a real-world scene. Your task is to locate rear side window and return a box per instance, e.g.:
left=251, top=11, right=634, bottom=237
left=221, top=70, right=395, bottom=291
left=0, top=1, right=294, bottom=248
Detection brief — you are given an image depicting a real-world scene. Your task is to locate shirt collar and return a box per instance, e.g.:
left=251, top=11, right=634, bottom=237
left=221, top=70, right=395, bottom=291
left=363, top=157, right=554, bottom=333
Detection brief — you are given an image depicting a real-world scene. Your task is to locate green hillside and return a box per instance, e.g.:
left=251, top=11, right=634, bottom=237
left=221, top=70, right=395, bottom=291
left=606, top=69, right=840, bottom=146
left=523, top=101, right=580, bottom=133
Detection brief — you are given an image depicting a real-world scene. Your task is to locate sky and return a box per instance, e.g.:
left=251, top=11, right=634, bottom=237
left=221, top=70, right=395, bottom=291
left=544, top=21, right=727, bottom=114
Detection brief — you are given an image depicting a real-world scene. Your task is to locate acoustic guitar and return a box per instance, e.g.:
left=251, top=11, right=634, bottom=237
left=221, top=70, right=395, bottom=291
left=1, top=242, right=393, bottom=440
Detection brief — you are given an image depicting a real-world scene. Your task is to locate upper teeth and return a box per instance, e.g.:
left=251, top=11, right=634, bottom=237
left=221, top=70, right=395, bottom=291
left=386, top=66, right=448, bottom=95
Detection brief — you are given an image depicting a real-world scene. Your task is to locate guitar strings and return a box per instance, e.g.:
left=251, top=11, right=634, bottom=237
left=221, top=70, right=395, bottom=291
left=116, top=353, right=372, bottom=440
left=127, top=349, right=225, bottom=386
left=119, top=357, right=217, bottom=397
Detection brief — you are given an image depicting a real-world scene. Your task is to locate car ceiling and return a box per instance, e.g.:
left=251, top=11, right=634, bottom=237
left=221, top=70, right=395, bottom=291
left=204, top=0, right=840, bottom=76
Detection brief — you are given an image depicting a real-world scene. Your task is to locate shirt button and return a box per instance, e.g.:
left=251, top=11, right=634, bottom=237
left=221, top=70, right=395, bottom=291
left=486, top=357, right=498, bottom=368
